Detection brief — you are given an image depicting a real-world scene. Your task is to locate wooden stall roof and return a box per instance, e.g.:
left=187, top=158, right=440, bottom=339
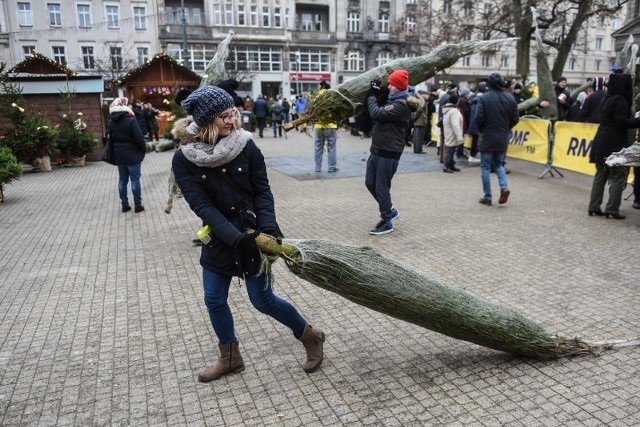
left=118, top=53, right=201, bottom=88
left=10, top=53, right=77, bottom=77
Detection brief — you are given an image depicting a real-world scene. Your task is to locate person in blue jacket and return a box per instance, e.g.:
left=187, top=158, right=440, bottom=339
left=171, top=86, right=325, bottom=382
left=108, top=97, right=146, bottom=213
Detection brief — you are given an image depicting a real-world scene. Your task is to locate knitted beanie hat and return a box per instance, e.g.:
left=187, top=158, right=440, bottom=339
left=388, top=70, right=409, bottom=91
left=181, top=86, right=235, bottom=126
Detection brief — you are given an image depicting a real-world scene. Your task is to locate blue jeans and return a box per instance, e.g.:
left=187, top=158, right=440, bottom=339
left=365, top=153, right=399, bottom=220
left=314, top=128, right=337, bottom=171
left=202, top=268, right=306, bottom=345
left=117, top=163, right=142, bottom=208
left=480, top=151, right=508, bottom=199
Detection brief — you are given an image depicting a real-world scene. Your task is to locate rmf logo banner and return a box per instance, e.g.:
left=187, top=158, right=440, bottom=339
left=506, top=118, right=549, bottom=164
left=552, top=122, right=599, bottom=176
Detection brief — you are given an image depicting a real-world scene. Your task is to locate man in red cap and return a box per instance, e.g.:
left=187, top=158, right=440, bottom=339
left=365, top=69, right=412, bottom=235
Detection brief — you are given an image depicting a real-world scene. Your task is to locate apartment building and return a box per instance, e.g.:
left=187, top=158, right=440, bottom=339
left=0, top=0, right=627, bottom=100
left=0, top=1, right=160, bottom=77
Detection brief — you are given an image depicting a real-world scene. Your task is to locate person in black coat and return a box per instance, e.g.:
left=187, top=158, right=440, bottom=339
left=475, top=73, right=519, bottom=206
left=171, top=86, right=325, bottom=382
left=108, top=97, right=146, bottom=213
left=578, top=77, right=606, bottom=124
left=588, top=73, right=640, bottom=219
left=365, top=69, right=411, bottom=235
left=554, top=77, right=572, bottom=121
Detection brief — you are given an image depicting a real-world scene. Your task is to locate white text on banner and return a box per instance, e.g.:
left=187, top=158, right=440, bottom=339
left=506, top=118, right=550, bottom=164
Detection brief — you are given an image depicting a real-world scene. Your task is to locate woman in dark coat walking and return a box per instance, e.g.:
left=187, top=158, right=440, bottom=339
left=588, top=73, right=640, bottom=219
left=171, top=86, right=325, bottom=382
left=108, top=97, right=146, bottom=213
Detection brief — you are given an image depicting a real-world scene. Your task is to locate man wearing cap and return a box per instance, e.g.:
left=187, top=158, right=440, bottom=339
left=365, top=69, right=412, bottom=235
left=554, top=76, right=572, bottom=121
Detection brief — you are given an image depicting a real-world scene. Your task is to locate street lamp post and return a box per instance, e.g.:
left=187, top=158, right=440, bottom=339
left=295, top=52, right=301, bottom=95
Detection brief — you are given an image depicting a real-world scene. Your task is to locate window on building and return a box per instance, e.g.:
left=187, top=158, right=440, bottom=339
left=347, top=11, right=360, bottom=32
left=344, top=50, right=364, bottom=72
left=137, top=47, right=149, bottom=65
left=134, top=6, right=146, bottom=30
left=597, top=15, right=605, bottom=29
left=443, top=0, right=452, bottom=15
left=224, top=4, right=233, bottom=25
left=48, top=3, right=62, bottom=27
left=18, top=2, right=33, bottom=26
left=212, top=4, right=221, bottom=25
left=238, top=6, right=245, bottom=25
left=462, top=56, right=470, bottom=67
left=77, top=4, right=91, bottom=27
left=595, top=60, right=601, bottom=71
left=167, top=43, right=182, bottom=62
left=463, top=1, right=472, bottom=17
left=595, top=37, right=603, bottom=50
left=484, top=3, right=492, bottom=14
left=405, top=16, right=416, bottom=34
left=274, top=7, right=282, bottom=27
left=22, top=45, right=36, bottom=59
left=288, top=49, right=329, bottom=72
left=301, top=13, right=312, bottom=31
left=192, top=8, right=202, bottom=25
left=262, top=6, right=270, bottom=27
left=612, top=17, right=621, bottom=30
left=570, top=58, right=576, bottom=70
left=376, top=51, right=392, bottom=66
left=481, top=54, right=491, bottom=67
left=250, top=6, right=258, bottom=26
left=314, top=14, right=323, bottom=31
left=500, top=55, right=509, bottom=68
left=229, top=46, right=285, bottom=72
left=81, top=46, right=95, bottom=69
left=52, top=46, right=66, bottom=66
left=165, top=7, right=174, bottom=24
left=406, top=0, right=416, bottom=4
left=378, top=12, right=389, bottom=33
left=188, top=44, right=208, bottom=71
left=106, top=5, right=119, bottom=29
left=110, top=46, right=123, bottom=70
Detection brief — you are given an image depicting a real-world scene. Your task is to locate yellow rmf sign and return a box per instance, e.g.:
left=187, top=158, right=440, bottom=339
left=553, top=122, right=599, bottom=176
left=506, top=118, right=549, bottom=164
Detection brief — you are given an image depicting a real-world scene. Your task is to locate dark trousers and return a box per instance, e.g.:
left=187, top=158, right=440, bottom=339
left=588, top=164, right=629, bottom=214
left=634, top=167, right=640, bottom=203
left=365, top=153, right=399, bottom=221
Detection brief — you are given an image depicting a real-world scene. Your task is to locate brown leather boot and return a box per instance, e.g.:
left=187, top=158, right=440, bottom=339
left=198, top=341, right=245, bottom=382
left=298, top=324, right=325, bottom=373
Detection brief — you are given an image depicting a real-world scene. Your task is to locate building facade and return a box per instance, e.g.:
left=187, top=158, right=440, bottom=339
left=0, top=0, right=628, bottom=100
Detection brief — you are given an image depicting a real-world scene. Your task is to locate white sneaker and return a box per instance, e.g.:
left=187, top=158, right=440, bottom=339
left=468, top=156, right=480, bottom=164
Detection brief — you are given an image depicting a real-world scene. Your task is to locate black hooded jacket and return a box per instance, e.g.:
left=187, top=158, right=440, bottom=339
left=109, top=111, right=146, bottom=165
left=589, top=73, right=640, bottom=165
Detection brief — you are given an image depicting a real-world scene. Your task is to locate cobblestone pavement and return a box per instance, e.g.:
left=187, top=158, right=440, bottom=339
left=1, top=129, right=639, bottom=426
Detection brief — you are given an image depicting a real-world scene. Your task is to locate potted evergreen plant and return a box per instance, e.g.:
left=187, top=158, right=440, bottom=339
left=0, top=146, right=22, bottom=203
left=54, top=111, right=97, bottom=166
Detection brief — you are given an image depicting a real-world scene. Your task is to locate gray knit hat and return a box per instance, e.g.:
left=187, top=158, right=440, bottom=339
left=181, top=86, right=234, bottom=127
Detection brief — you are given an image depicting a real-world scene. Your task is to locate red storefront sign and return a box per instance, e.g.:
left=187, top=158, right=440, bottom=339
left=289, top=73, right=331, bottom=82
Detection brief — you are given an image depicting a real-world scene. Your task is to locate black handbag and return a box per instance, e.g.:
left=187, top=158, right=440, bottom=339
left=101, top=135, right=116, bottom=165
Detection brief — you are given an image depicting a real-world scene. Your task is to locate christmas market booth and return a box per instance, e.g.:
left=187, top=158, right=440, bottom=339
left=117, top=53, right=201, bottom=137
left=5, top=53, right=104, bottom=163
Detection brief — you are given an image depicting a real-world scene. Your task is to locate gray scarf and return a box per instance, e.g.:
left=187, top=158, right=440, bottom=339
left=181, top=129, right=252, bottom=168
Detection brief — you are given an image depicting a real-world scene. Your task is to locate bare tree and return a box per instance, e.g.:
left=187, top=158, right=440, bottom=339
left=94, top=41, right=138, bottom=98
left=417, top=0, right=628, bottom=81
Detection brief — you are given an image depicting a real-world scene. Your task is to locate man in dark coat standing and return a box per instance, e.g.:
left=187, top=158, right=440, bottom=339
left=475, top=73, right=519, bottom=206
left=578, top=77, right=606, bottom=124
left=252, top=95, right=268, bottom=138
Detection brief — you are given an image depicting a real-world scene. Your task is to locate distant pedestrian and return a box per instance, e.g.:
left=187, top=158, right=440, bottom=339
left=441, top=95, right=464, bottom=173
left=143, top=103, right=160, bottom=141
left=475, top=73, right=519, bottom=206
left=314, top=81, right=338, bottom=172
left=108, top=97, right=146, bottom=213
left=365, top=69, right=411, bottom=235
left=270, top=99, right=283, bottom=137
left=252, top=95, right=268, bottom=137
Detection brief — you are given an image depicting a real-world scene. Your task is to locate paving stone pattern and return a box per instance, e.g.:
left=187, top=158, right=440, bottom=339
left=1, top=129, right=639, bottom=426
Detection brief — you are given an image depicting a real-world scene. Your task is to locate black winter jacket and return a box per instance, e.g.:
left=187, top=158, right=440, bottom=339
left=172, top=135, right=278, bottom=276
left=109, top=112, right=146, bottom=165
left=578, top=90, right=605, bottom=124
left=589, top=73, right=640, bottom=165
left=476, top=89, right=519, bottom=152
left=367, top=92, right=411, bottom=158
